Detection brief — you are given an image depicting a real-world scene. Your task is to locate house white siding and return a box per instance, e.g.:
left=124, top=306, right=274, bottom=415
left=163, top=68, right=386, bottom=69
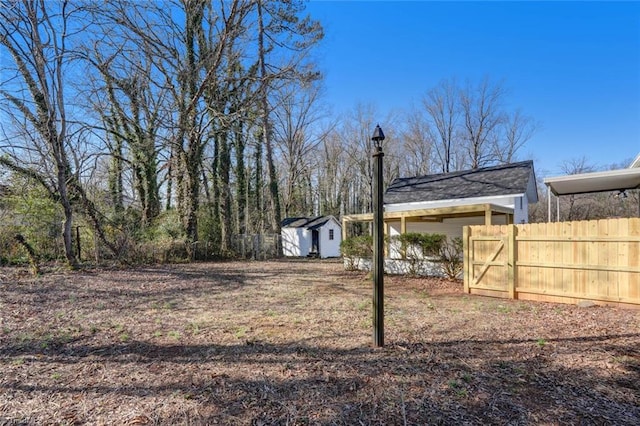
left=281, top=227, right=310, bottom=257
left=387, top=216, right=507, bottom=259
left=514, top=195, right=528, bottom=224
left=318, top=219, right=341, bottom=258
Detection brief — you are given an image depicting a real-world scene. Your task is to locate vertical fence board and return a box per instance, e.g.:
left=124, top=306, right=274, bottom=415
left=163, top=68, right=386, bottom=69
left=535, top=223, right=543, bottom=292
left=609, top=219, right=620, bottom=300
left=463, top=226, right=470, bottom=293
left=508, top=225, right=516, bottom=299
left=618, top=218, right=629, bottom=301
left=543, top=222, right=551, bottom=294
left=597, top=220, right=609, bottom=298
left=528, top=223, right=537, bottom=291
left=517, top=223, right=529, bottom=292
left=547, top=222, right=556, bottom=293
left=587, top=220, right=597, bottom=295
left=630, top=219, right=640, bottom=301
left=575, top=221, right=586, bottom=296
left=562, top=221, right=572, bottom=295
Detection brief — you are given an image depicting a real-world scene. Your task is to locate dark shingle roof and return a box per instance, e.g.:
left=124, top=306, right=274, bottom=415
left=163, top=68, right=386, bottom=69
left=281, top=215, right=337, bottom=229
left=281, top=217, right=310, bottom=228
left=385, top=161, right=536, bottom=205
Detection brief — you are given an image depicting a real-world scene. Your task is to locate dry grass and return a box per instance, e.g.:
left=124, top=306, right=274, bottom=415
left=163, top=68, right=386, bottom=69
left=1, top=260, right=639, bottom=425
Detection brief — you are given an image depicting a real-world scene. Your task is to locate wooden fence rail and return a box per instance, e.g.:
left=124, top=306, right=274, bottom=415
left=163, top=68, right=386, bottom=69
left=464, top=218, right=640, bottom=308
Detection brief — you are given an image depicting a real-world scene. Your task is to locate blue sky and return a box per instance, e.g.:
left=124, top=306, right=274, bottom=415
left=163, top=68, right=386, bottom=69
left=306, top=0, right=640, bottom=176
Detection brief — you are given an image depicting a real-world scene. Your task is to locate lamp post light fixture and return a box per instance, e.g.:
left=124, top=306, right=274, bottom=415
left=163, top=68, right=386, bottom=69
left=371, top=124, right=385, bottom=348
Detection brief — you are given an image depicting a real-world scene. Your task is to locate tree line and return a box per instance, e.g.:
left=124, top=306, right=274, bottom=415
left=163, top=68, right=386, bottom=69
left=1, top=0, right=538, bottom=267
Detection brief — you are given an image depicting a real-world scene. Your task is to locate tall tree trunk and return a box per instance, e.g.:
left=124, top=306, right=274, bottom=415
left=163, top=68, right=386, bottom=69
left=0, top=1, right=78, bottom=267
left=58, top=161, right=76, bottom=265
left=184, top=144, right=201, bottom=244
left=217, top=131, right=232, bottom=253
left=253, top=134, right=264, bottom=234
left=107, top=129, right=124, bottom=215
left=180, top=0, right=204, bottom=248
left=235, top=119, right=247, bottom=235
left=257, top=0, right=281, bottom=234
left=211, top=134, right=222, bottom=250
left=165, top=144, right=175, bottom=211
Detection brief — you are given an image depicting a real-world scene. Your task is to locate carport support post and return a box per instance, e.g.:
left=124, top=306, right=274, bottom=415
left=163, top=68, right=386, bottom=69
left=371, top=124, right=385, bottom=348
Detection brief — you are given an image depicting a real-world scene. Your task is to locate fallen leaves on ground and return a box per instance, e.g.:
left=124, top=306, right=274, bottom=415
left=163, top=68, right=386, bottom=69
left=1, top=260, right=638, bottom=424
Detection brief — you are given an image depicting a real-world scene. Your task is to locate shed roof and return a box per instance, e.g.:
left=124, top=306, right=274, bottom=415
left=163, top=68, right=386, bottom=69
left=385, top=160, right=537, bottom=205
left=281, top=215, right=339, bottom=229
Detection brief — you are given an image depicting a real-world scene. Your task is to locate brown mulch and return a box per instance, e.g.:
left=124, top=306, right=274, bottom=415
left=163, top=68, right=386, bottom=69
left=1, top=260, right=639, bottom=425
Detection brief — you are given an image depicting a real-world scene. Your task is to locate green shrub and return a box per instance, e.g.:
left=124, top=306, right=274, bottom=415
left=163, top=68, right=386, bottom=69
left=340, top=235, right=373, bottom=257
left=340, top=235, right=373, bottom=270
left=388, top=232, right=444, bottom=276
left=0, top=225, right=22, bottom=265
left=393, top=232, right=445, bottom=259
left=0, top=183, right=63, bottom=263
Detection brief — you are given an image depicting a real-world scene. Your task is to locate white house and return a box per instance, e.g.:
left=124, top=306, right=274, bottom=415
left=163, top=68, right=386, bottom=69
left=281, top=215, right=342, bottom=258
left=342, top=161, right=538, bottom=261
left=384, top=161, right=537, bottom=251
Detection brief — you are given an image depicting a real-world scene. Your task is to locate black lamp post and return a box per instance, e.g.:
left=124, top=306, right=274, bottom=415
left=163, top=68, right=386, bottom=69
left=371, top=124, right=385, bottom=348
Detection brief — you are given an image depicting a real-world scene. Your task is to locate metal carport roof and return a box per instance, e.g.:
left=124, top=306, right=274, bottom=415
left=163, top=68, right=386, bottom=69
left=544, top=167, right=640, bottom=196
left=543, top=154, right=640, bottom=221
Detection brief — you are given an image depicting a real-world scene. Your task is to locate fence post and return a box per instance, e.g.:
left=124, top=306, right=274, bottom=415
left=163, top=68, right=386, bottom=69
left=507, top=224, right=517, bottom=299
left=463, top=226, right=470, bottom=293
left=253, top=235, right=258, bottom=260
left=94, top=229, right=99, bottom=265
left=75, top=226, right=82, bottom=261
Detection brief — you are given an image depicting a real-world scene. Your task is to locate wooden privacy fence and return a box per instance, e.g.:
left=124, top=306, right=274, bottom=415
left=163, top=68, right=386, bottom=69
left=463, top=218, right=640, bottom=308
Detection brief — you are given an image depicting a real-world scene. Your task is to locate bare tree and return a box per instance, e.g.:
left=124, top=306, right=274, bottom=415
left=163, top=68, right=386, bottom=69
left=330, top=103, right=401, bottom=217
left=399, top=105, right=434, bottom=177
left=315, top=129, right=348, bottom=217
left=0, top=0, right=326, bottom=261
left=102, top=0, right=252, bottom=248
left=559, top=157, right=596, bottom=221
left=460, top=77, right=506, bottom=168
left=420, top=77, right=537, bottom=174
left=341, top=103, right=379, bottom=214
left=256, top=0, right=323, bottom=232
left=422, top=78, right=461, bottom=173
left=256, top=0, right=280, bottom=233
left=272, top=81, right=327, bottom=217
left=88, top=47, right=165, bottom=226
left=494, top=108, right=538, bottom=164
left=0, top=0, right=82, bottom=266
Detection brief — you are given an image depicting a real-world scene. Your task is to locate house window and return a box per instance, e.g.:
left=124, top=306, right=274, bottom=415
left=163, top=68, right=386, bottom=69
left=519, top=198, right=523, bottom=209
left=329, top=229, right=334, bottom=240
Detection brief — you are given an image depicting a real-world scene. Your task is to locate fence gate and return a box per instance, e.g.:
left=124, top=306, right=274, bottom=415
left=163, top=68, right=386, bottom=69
left=464, top=225, right=515, bottom=299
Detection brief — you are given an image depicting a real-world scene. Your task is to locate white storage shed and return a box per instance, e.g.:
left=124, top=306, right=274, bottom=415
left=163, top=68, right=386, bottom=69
left=281, top=216, right=342, bottom=258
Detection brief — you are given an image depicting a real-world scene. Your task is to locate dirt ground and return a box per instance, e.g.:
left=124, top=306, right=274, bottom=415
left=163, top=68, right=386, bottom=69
left=1, top=260, right=639, bottom=425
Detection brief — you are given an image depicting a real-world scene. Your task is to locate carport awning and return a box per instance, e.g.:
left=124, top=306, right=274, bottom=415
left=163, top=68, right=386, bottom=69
left=544, top=168, right=640, bottom=196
